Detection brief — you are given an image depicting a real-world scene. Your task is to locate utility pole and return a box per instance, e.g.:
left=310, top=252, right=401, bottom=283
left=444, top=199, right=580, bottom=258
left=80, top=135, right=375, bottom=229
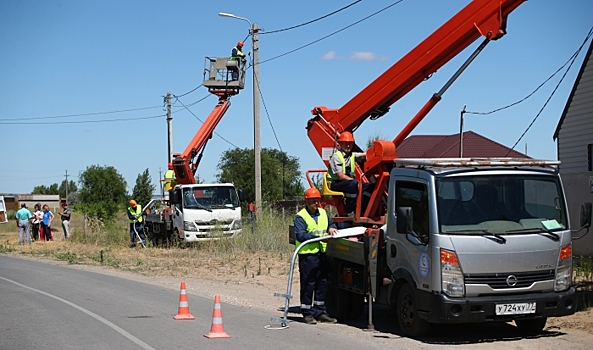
left=166, top=92, right=173, bottom=163
left=65, top=170, right=69, bottom=203
left=459, top=105, right=466, bottom=158
left=252, top=23, right=262, bottom=212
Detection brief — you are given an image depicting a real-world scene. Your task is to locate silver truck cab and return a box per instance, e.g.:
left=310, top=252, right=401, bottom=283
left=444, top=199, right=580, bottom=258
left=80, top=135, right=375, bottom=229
left=385, top=158, right=583, bottom=330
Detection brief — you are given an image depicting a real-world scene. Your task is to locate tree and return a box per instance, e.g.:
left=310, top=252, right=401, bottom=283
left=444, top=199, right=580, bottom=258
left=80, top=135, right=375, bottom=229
left=216, top=148, right=304, bottom=202
left=59, top=179, right=78, bottom=204
left=131, top=168, right=155, bottom=207
left=32, top=183, right=59, bottom=195
left=78, top=165, right=128, bottom=222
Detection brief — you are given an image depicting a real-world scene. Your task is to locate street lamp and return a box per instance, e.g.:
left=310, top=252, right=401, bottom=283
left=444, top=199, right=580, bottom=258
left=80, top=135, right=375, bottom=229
left=218, top=12, right=262, bottom=213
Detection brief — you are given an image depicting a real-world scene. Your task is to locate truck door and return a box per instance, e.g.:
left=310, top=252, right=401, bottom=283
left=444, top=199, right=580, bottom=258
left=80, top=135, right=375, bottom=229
left=386, top=178, right=433, bottom=291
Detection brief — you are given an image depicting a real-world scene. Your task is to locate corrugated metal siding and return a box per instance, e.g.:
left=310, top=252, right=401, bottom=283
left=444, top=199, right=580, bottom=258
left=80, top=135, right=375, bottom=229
left=558, top=50, right=593, bottom=173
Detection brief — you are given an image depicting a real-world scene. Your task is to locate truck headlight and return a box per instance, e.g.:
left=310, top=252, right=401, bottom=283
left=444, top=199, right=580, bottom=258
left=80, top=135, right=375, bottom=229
left=184, top=221, right=198, bottom=232
left=555, top=243, right=572, bottom=291
left=441, top=249, right=464, bottom=297
left=230, top=219, right=241, bottom=230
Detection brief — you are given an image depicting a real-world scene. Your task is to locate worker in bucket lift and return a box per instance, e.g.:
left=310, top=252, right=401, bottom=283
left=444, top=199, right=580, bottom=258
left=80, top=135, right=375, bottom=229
left=163, top=163, right=176, bottom=192
left=293, top=188, right=338, bottom=325
left=327, top=131, right=374, bottom=216
left=230, top=41, right=246, bottom=81
left=127, top=200, right=146, bottom=248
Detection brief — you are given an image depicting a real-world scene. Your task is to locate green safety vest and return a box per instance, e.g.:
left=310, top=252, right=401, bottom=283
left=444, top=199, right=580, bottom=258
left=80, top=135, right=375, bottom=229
left=327, top=151, right=356, bottom=181
left=128, top=205, right=143, bottom=224
left=230, top=46, right=244, bottom=60
left=164, top=169, right=175, bottom=180
left=295, top=208, right=329, bottom=254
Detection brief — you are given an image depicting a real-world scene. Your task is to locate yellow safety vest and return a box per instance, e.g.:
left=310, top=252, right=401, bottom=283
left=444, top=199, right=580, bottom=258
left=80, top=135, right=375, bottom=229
left=128, top=205, right=143, bottom=224
left=164, top=170, right=176, bottom=191
left=230, top=46, right=245, bottom=60
left=295, top=208, right=329, bottom=254
left=327, top=151, right=356, bottom=181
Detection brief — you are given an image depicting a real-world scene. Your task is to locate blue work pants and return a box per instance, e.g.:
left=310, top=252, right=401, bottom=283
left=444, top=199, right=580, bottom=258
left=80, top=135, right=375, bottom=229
left=298, top=253, right=328, bottom=318
left=330, top=180, right=375, bottom=214
left=129, top=222, right=146, bottom=246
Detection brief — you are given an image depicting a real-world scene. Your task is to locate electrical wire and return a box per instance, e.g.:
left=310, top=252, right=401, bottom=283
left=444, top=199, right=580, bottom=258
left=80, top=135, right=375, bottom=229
left=261, top=0, right=363, bottom=35
left=174, top=96, right=240, bottom=148
left=467, top=26, right=593, bottom=116
left=258, top=0, right=404, bottom=65
left=174, top=84, right=203, bottom=98
left=0, top=105, right=162, bottom=122
left=253, top=71, right=283, bottom=152
left=0, top=114, right=164, bottom=125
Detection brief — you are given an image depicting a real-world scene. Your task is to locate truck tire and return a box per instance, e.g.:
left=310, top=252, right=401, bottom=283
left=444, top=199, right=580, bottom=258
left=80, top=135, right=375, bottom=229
left=515, top=317, right=547, bottom=334
left=326, top=278, right=350, bottom=322
left=397, top=283, right=430, bottom=338
left=348, top=292, right=365, bottom=321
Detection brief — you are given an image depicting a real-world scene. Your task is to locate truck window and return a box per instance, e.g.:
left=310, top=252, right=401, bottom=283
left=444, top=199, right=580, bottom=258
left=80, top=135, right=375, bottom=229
left=396, top=181, right=429, bottom=237
left=183, top=186, right=239, bottom=210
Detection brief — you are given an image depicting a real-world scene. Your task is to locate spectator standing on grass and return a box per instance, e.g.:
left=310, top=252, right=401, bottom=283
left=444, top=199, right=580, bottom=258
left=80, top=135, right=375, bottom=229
left=41, top=204, right=54, bottom=241
left=15, top=203, right=32, bottom=245
left=293, top=188, right=338, bottom=325
left=60, top=202, right=71, bottom=239
left=31, top=203, right=42, bottom=242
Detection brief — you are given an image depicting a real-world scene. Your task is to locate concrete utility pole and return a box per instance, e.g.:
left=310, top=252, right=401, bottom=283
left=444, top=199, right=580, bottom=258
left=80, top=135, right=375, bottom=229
left=166, top=92, right=173, bottom=163
left=459, top=104, right=466, bottom=158
left=252, top=23, right=262, bottom=212
left=65, top=170, right=68, bottom=203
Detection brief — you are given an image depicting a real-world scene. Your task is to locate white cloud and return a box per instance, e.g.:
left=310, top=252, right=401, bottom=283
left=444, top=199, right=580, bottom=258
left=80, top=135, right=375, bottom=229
left=320, top=51, right=339, bottom=60
left=350, top=51, right=388, bottom=61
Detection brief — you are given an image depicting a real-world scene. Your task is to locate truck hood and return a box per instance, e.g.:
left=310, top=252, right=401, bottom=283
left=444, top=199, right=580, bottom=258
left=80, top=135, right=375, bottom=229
left=448, top=232, right=566, bottom=274
left=183, top=208, right=240, bottom=223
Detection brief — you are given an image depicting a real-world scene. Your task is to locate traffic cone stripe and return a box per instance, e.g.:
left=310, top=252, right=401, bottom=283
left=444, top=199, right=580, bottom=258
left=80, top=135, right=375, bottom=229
left=173, top=281, right=195, bottom=320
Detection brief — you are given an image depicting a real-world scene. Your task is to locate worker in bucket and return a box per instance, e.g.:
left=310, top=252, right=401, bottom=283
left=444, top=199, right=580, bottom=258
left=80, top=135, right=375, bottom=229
left=127, top=200, right=146, bottom=248
left=230, top=41, right=246, bottom=81
left=293, top=188, right=338, bottom=324
left=327, top=131, right=374, bottom=216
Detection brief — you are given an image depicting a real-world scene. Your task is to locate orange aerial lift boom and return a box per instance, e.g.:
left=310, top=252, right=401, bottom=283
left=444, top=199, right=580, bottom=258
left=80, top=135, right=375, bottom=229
left=172, top=56, right=247, bottom=184
left=306, top=0, right=526, bottom=221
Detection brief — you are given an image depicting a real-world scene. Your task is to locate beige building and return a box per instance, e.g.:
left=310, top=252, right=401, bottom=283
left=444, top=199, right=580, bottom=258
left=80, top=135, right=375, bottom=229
left=18, top=194, right=61, bottom=212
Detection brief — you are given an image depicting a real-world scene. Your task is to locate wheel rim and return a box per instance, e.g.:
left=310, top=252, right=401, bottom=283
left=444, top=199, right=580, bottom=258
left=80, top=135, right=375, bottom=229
left=399, top=291, right=415, bottom=328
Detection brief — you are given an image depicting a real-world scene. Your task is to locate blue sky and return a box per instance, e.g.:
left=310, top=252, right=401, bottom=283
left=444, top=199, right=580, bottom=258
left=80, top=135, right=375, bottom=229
left=1, top=0, right=592, bottom=195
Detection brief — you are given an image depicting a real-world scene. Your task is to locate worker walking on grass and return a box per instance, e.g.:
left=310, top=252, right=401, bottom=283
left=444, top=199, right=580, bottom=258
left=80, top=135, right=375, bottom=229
left=127, top=200, right=146, bottom=248
left=230, top=41, right=246, bottom=81
left=294, top=188, right=338, bottom=325
left=16, top=203, right=32, bottom=245
left=327, top=131, right=374, bottom=216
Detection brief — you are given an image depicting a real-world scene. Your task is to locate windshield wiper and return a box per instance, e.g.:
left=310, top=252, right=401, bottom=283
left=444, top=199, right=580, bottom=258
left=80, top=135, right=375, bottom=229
left=446, top=229, right=507, bottom=244
left=506, top=227, right=560, bottom=241
left=191, top=203, right=212, bottom=212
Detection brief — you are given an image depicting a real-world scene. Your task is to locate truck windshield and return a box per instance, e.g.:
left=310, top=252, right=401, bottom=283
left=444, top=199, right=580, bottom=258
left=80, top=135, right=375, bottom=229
left=182, top=186, right=240, bottom=210
left=436, top=174, right=567, bottom=234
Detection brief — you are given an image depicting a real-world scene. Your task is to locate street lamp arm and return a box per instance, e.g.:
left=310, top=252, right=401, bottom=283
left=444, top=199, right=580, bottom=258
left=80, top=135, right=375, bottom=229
left=218, top=12, right=252, bottom=27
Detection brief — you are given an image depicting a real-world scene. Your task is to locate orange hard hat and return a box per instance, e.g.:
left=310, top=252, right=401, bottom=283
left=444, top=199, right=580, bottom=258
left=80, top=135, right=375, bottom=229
left=338, top=131, right=354, bottom=143
left=237, top=41, right=244, bottom=47
left=129, top=200, right=137, bottom=207
left=304, top=188, right=321, bottom=200
left=168, top=163, right=173, bottom=170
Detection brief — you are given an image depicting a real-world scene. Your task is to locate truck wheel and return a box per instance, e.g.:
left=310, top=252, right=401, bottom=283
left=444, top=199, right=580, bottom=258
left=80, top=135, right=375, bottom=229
left=326, top=278, right=350, bottom=322
left=397, top=283, right=430, bottom=338
left=515, top=317, right=547, bottom=334
left=347, top=292, right=365, bottom=321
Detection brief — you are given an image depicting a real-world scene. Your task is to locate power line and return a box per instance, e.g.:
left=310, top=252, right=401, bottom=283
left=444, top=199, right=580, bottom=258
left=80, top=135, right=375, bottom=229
left=174, top=84, right=203, bottom=98
left=0, top=105, right=162, bottom=122
left=253, top=71, right=283, bottom=152
left=261, top=0, right=362, bottom=35
left=0, top=114, right=164, bottom=125
left=174, top=96, right=240, bottom=149
left=259, top=0, right=404, bottom=65
left=505, top=29, right=593, bottom=155
left=467, top=26, right=593, bottom=116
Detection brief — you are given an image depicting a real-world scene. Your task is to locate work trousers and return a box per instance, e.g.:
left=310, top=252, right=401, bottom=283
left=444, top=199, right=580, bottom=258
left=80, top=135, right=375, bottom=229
left=129, top=222, right=146, bottom=247
left=330, top=180, right=375, bottom=214
left=299, top=253, right=328, bottom=318
left=18, top=220, right=31, bottom=245
left=62, top=220, right=70, bottom=239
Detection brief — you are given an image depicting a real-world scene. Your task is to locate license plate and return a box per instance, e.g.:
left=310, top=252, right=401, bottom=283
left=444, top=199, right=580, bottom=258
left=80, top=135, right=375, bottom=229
left=495, top=302, right=536, bottom=315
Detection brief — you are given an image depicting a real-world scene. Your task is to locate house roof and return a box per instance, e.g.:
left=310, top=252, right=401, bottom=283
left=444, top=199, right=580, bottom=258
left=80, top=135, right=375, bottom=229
left=554, top=39, right=593, bottom=140
left=396, top=130, right=529, bottom=158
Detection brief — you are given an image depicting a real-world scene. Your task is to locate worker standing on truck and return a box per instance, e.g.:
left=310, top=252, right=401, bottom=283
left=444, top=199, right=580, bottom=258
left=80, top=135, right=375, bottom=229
left=294, top=188, right=338, bottom=324
left=127, top=200, right=146, bottom=248
left=327, top=131, right=374, bottom=215
left=230, top=41, right=246, bottom=81
left=163, top=163, right=176, bottom=192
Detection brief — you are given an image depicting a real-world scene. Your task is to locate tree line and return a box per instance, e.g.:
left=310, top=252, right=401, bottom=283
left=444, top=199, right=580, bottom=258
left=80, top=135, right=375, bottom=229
left=31, top=148, right=304, bottom=222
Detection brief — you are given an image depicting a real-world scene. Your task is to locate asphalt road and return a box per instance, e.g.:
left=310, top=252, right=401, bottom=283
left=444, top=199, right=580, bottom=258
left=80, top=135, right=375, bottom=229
left=0, top=255, right=388, bottom=350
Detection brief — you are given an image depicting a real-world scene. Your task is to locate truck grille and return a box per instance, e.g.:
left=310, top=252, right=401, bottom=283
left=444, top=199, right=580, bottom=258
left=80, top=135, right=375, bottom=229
left=464, top=270, right=554, bottom=289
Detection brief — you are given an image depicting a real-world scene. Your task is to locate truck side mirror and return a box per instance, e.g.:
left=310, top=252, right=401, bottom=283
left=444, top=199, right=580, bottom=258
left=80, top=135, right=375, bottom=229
left=580, top=202, right=592, bottom=228
left=171, top=190, right=180, bottom=205
left=237, top=189, right=245, bottom=202
left=397, top=207, right=413, bottom=234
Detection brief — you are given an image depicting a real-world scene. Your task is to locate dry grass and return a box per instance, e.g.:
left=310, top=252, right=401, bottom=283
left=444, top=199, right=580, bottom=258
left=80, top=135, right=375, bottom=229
left=0, top=206, right=296, bottom=281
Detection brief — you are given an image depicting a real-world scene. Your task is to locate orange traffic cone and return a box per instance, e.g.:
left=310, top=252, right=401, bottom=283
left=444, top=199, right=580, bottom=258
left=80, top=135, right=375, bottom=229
left=204, top=294, right=230, bottom=339
left=173, top=281, right=195, bottom=320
